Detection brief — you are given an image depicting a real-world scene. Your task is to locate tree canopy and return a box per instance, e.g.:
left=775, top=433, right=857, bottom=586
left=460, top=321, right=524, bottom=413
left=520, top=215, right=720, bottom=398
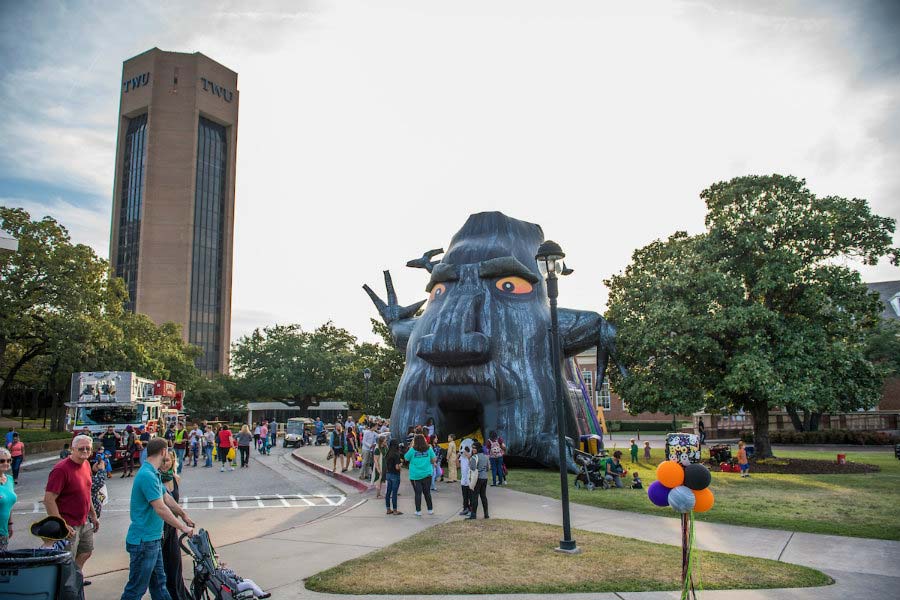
left=606, top=175, right=898, bottom=457
left=0, top=207, right=201, bottom=428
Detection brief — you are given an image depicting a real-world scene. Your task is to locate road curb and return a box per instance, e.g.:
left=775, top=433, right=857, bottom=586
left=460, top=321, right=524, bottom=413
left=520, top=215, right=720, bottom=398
left=290, top=450, right=372, bottom=493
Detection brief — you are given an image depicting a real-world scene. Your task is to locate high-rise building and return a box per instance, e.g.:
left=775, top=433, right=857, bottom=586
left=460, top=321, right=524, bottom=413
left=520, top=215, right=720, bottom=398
left=109, top=48, right=238, bottom=375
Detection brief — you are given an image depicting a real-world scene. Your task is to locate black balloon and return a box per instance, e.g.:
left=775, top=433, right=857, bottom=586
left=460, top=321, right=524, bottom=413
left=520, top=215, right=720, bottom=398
left=683, top=463, right=712, bottom=490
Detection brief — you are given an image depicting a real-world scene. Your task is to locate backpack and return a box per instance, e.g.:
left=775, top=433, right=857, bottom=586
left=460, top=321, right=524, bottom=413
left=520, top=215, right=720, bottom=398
left=489, top=439, right=504, bottom=458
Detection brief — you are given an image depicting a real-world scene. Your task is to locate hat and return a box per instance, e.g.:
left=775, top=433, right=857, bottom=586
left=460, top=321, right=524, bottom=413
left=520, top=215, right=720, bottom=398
left=30, top=516, right=69, bottom=540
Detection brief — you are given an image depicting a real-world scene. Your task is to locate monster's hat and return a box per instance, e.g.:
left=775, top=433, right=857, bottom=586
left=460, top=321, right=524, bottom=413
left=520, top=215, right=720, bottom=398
left=441, top=212, right=544, bottom=273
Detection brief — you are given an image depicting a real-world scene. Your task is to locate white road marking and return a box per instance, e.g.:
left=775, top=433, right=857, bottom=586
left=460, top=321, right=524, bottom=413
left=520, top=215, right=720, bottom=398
left=12, top=494, right=346, bottom=515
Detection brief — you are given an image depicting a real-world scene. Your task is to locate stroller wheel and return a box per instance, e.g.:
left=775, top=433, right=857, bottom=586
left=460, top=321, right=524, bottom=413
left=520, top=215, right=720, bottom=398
left=586, top=482, right=595, bottom=491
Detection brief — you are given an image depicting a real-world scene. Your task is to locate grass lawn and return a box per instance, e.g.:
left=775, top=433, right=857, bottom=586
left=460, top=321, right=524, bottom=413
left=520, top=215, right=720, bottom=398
left=506, top=448, right=900, bottom=541
left=306, top=519, right=831, bottom=594
left=11, top=429, right=72, bottom=443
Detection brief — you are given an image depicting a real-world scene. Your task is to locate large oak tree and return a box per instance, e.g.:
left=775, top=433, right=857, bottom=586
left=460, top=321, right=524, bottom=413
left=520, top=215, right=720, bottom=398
left=606, top=175, right=898, bottom=458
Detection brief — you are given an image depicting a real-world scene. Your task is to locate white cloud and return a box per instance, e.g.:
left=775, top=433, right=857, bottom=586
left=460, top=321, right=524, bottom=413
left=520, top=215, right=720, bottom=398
left=2, top=196, right=111, bottom=258
left=2, top=0, right=898, bottom=347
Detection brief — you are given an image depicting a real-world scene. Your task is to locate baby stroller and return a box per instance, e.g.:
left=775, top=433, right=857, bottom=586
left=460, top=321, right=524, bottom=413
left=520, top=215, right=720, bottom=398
left=314, top=430, right=329, bottom=446
left=180, top=529, right=255, bottom=600
left=573, top=449, right=610, bottom=491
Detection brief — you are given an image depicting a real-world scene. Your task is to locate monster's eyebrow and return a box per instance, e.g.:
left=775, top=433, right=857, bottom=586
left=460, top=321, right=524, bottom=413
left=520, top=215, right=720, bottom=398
left=425, top=263, right=459, bottom=292
left=478, top=256, right=539, bottom=283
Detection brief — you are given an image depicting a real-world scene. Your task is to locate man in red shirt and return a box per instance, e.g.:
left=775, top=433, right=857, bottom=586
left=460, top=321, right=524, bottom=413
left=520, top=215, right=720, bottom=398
left=45, top=434, right=99, bottom=573
left=217, top=426, right=234, bottom=472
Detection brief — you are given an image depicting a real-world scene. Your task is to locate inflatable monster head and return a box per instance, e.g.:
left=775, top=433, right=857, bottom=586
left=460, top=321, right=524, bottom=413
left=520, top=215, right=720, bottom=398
left=364, top=211, right=622, bottom=467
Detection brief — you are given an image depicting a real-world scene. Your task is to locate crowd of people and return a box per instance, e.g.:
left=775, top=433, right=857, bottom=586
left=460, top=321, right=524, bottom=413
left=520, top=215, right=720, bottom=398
left=0, top=419, right=280, bottom=600
left=324, top=416, right=509, bottom=520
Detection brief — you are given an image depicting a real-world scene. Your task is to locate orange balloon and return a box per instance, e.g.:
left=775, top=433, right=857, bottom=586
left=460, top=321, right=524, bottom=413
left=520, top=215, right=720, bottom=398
left=656, top=461, right=685, bottom=488
left=693, top=488, right=715, bottom=513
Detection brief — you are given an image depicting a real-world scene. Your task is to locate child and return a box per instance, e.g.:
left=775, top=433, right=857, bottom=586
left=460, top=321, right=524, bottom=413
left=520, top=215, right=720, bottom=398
left=737, top=441, right=750, bottom=478
left=630, top=438, right=639, bottom=463
left=216, top=556, right=271, bottom=598
left=59, top=443, right=71, bottom=459
left=631, top=471, right=643, bottom=489
left=643, top=440, right=651, bottom=461
left=30, top=515, right=70, bottom=551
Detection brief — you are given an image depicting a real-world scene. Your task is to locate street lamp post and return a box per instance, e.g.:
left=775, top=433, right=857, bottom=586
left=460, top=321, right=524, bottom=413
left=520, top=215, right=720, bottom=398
left=535, top=240, right=579, bottom=554
left=363, top=368, right=371, bottom=411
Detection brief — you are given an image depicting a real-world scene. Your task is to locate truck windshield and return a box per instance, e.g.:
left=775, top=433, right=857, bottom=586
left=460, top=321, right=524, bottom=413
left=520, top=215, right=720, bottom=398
left=76, top=406, right=140, bottom=426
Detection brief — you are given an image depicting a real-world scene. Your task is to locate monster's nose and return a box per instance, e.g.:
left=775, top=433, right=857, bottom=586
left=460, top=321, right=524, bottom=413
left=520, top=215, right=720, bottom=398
left=416, top=291, right=490, bottom=366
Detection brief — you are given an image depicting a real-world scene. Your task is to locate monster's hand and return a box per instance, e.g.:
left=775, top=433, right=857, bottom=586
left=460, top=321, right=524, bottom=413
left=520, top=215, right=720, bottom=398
left=363, top=270, right=425, bottom=352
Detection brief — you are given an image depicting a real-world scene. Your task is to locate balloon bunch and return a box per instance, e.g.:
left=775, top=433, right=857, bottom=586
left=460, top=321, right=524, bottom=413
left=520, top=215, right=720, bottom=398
left=647, top=461, right=714, bottom=513
left=647, top=460, right=714, bottom=600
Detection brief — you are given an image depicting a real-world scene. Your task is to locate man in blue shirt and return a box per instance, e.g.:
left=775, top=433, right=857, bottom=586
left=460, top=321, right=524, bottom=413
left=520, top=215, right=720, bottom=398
left=120, top=437, right=195, bottom=600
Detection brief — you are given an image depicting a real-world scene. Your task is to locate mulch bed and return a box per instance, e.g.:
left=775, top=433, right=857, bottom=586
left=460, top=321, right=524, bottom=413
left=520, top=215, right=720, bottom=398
left=709, top=457, right=880, bottom=474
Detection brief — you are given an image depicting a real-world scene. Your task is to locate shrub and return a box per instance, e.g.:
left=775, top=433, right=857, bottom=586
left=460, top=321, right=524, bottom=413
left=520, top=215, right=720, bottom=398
left=753, top=430, right=899, bottom=445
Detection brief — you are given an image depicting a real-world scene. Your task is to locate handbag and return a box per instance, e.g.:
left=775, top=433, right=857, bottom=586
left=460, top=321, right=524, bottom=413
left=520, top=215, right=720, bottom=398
left=326, top=448, right=334, bottom=460
left=226, top=447, right=236, bottom=461
left=467, top=457, right=479, bottom=490
left=99, top=483, right=109, bottom=506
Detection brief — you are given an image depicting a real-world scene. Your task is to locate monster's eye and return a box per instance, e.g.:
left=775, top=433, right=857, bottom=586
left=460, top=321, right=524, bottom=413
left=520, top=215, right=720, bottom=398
left=429, top=283, right=447, bottom=301
left=495, top=276, right=533, bottom=295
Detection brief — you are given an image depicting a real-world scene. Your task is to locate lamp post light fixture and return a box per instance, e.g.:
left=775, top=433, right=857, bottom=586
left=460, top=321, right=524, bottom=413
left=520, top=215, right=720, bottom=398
left=535, top=239, right=579, bottom=554
left=363, top=368, right=371, bottom=411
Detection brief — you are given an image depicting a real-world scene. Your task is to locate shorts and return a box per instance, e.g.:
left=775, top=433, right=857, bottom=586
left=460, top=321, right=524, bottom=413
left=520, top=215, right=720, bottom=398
left=72, top=522, right=94, bottom=555
left=740, top=463, right=749, bottom=472
left=331, top=447, right=345, bottom=456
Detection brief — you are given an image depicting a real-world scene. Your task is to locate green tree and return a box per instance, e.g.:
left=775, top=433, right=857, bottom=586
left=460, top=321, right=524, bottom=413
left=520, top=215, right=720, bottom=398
left=186, top=376, right=240, bottom=420
left=230, top=322, right=357, bottom=405
left=0, top=207, right=110, bottom=412
left=1, top=207, right=202, bottom=428
left=336, top=319, right=406, bottom=416
left=606, top=175, right=898, bottom=458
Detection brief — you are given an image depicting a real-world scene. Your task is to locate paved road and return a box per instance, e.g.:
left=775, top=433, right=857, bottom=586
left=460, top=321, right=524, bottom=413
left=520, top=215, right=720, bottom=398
left=7, top=443, right=347, bottom=598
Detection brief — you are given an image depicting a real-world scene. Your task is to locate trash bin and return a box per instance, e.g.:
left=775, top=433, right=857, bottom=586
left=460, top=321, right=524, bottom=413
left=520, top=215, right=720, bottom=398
left=837, top=453, right=846, bottom=465
left=0, top=549, right=82, bottom=600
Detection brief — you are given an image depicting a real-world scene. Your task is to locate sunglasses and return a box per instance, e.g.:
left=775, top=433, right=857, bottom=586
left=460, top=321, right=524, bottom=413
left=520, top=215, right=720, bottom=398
left=74, top=447, right=93, bottom=452
left=0, top=459, right=10, bottom=464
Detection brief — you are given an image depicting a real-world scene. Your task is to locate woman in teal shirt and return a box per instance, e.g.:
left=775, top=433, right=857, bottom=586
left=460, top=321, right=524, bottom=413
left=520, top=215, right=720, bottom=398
left=403, top=434, right=436, bottom=516
left=0, top=447, right=16, bottom=550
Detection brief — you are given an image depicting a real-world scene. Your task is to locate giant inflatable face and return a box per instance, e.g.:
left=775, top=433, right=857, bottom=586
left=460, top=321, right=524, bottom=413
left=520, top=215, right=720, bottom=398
left=364, top=212, right=622, bottom=467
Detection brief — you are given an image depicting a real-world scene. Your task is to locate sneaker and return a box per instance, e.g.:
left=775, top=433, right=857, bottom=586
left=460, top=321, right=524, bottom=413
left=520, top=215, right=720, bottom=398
left=459, top=510, right=469, bottom=516
left=387, top=509, right=393, bottom=515
left=427, top=509, right=434, bottom=515
left=393, top=510, right=403, bottom=515
left=220, top=467, right=225, bottom=472
left=228, top=467, right=234, bottom=471
left=415, top=511, right=422, bottom=516
left=484, top=515, right=490, bottom=519
left=468, top=514, right=477, bottom=520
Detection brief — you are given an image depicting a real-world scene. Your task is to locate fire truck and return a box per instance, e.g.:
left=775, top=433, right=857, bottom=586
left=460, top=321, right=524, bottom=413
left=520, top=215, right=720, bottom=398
left=67, top=371, right=186, bottom=463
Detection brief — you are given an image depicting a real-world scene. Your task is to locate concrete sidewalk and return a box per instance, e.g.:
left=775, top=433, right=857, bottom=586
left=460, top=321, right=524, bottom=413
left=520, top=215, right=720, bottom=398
left=262, top=445, right=900, bottom=599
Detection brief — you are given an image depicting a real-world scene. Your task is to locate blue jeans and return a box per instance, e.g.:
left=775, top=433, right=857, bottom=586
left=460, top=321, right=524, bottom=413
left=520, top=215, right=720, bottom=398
left=174, top=448, right=185, bottom=474
left=490, top=457, right=504, bottom=485
left=204, top=446, right=213, bottom=467
left=385, top=473, right=400, bottom=511
left=11, top=455, right=23, bottom=481
left=121, top=539, right=171, bottom=600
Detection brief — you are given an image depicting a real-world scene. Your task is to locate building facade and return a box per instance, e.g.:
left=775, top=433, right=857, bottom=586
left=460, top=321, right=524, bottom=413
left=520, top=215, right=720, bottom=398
left=109, top=48, right=238, bottom=375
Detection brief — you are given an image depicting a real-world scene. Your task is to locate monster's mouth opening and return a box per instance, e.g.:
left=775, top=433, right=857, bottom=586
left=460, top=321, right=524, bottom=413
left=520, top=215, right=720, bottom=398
left=427, top=384, right=498, bottom=441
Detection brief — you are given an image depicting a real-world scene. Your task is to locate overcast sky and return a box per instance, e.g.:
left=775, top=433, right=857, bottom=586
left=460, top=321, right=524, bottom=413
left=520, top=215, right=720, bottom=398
left=1, top=0, right=898, bottom=345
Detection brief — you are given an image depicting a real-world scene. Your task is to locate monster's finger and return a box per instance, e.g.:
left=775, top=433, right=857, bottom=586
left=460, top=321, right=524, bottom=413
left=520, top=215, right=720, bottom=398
left=362, top=284, right=388, bottom=317
left=398, top=299, right=426, bottom=320
left=383, top=270, right=398, bottom=307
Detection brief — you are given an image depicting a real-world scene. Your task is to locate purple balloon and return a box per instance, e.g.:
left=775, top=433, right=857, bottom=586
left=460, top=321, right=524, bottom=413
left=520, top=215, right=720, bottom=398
left=647, top=481, right=671, bottom=507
